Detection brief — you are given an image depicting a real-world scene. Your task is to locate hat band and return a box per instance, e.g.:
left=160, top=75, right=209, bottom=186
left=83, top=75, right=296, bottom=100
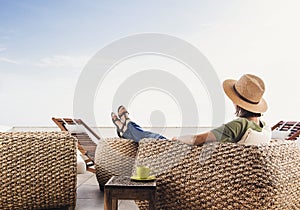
left=233, top=84, right=259, bottom=105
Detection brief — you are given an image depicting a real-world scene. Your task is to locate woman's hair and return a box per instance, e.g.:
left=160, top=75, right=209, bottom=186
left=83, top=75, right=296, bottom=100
left=235, top=105, right=262, bottom=118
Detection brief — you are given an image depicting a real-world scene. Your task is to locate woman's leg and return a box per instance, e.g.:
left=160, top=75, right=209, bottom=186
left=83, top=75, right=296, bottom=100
left=123, top=121, right=166, bottom=142
left=114, top=105, right=166, bottom=142
left=111, top=112, right=127, bottom=137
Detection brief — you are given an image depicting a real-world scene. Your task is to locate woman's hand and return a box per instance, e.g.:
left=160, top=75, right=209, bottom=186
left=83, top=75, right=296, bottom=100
left=172, top=135, right=196, bottom=145
left=172, top=132, right=216, bottom=146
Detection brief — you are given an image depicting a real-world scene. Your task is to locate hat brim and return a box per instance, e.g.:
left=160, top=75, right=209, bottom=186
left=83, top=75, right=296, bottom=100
left=223, top=79, right=268, bottom=113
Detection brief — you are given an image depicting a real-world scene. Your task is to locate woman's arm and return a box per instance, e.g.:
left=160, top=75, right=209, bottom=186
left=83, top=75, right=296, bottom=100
left=173, top=131, right=217, bottom=145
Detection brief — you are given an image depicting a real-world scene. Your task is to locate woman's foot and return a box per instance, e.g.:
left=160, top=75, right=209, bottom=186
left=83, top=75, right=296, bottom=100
left=111, top=112, right=127, bottom=137
left=118, top=105, right=130, bottom=124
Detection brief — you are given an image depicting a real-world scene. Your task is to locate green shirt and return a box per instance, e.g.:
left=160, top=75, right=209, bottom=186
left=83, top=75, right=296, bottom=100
left=211, top=117, right=265, bottom=143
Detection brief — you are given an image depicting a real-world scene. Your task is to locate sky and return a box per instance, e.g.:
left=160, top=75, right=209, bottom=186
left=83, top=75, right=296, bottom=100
left=0, top=0, right=300, bottom=128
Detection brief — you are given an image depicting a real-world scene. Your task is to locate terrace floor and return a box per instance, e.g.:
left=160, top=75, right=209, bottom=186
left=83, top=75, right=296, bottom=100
left=76, top=171, right=139, bottom=210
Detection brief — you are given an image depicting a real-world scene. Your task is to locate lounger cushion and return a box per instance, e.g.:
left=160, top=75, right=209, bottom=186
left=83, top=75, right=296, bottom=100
left=239, top=127, right=271, bottom=145
left=65, top=124, right=86, bottom=134
left=271, top=130, right=289, bottom=140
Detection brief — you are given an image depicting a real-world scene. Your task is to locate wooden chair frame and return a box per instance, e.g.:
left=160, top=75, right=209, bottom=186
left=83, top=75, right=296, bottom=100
left=52, top=117, right=101, bottom=173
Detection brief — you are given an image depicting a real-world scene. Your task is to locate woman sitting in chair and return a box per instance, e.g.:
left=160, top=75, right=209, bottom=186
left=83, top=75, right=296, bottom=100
left=111, top=74, right=269, bottom=145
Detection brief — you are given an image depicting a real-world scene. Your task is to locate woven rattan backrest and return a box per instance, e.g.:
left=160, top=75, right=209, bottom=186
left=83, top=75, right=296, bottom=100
left=134, top=139, right=300, bottom=210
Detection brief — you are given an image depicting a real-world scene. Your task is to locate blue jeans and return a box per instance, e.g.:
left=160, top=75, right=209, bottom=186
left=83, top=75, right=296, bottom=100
left=122, top=121, right=166, bottom=143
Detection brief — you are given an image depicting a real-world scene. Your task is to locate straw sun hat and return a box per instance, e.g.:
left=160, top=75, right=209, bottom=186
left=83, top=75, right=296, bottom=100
left=223, top=74, right=268, bottom=113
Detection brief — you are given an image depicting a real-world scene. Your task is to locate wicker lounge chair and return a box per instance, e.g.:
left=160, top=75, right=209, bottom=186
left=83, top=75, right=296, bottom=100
left=52, top=117, right=100, bottom=173
left=133, top=139, right=300, bottom=210
left=0, top=132, right=77, bottom=210
left=94, top=120, right=300, bottom=207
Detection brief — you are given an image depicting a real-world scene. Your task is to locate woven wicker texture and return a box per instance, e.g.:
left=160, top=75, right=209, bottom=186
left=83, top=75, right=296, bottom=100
left=134, top=139, right=300, bottom=210
left=95, top=138, right=138, bottom=189
left=0, top=132, right=77, bottom=210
